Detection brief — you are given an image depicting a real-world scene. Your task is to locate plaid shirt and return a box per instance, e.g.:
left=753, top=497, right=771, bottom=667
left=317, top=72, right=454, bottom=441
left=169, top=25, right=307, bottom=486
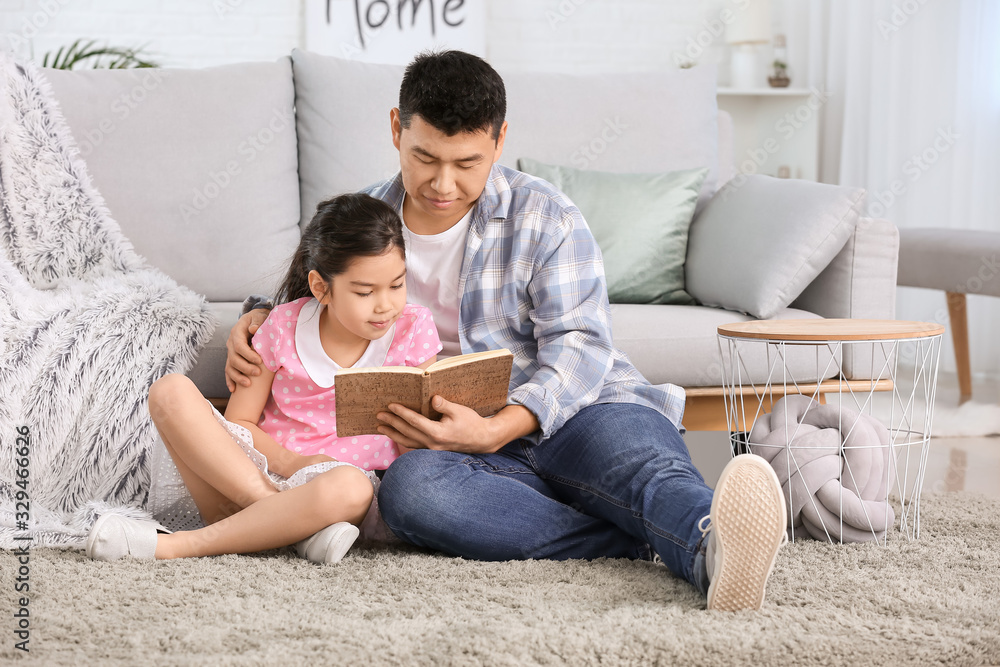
left=364, top=164, right=686, bottom=443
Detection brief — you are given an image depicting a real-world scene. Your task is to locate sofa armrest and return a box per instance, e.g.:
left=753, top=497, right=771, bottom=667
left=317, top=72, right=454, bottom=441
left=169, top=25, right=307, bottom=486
left=793, top=216, right=899, bottom=318
left=791, top=217, right=900, bottom=379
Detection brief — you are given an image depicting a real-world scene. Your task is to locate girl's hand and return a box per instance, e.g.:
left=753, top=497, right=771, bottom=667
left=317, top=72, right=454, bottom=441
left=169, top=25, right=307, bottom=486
left=284, top=453, right=337, bottom=477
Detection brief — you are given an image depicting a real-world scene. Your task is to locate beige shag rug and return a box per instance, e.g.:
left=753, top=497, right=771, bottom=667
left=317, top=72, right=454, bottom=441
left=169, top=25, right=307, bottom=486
left=1, top=491, right=998, bottom=666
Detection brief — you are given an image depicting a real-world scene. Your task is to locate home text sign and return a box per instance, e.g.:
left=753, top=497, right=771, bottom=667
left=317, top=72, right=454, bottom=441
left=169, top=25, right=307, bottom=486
left=305, top=0, right=486, bottom=65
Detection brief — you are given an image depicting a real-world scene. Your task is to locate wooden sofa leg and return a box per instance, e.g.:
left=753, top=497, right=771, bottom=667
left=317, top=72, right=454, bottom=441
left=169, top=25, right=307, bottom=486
left=946, top=291, right=972, bottom=403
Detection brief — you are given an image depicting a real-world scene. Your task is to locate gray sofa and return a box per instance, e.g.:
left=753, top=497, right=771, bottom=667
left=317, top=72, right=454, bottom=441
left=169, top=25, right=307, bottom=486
left=43, top=50, right=899, bottom=431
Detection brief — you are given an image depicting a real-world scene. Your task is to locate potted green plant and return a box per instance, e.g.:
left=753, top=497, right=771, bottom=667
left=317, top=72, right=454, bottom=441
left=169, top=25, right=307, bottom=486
left=768, top=59, right=790, bottom=87
left=41, top=39, right=158, bottom=69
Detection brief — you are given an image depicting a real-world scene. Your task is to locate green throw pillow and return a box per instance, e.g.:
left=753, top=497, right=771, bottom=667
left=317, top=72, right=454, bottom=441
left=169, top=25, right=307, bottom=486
left=518, top=158, right=708, bottom=305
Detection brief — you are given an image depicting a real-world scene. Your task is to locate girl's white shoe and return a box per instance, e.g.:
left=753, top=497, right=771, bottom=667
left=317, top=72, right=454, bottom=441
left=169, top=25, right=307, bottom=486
left=86, top=514, right=160, bottom=561
left=295, top=522, right=360, bottom=564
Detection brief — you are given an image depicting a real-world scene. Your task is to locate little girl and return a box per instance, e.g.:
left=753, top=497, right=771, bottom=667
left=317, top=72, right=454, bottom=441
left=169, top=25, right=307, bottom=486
left=86, top=193, right=442, bottom=563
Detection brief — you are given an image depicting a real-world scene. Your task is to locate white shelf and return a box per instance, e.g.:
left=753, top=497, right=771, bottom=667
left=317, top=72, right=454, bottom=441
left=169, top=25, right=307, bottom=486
left=717, top=87, right=815, bottom=96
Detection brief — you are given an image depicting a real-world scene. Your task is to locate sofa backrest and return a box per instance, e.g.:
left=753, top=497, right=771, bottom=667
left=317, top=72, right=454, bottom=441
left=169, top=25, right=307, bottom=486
left=41, top=53, right=731, bottom=303
left=44, top=60, right=302, bottom=302
left=291, top=49, right=723, bottom=231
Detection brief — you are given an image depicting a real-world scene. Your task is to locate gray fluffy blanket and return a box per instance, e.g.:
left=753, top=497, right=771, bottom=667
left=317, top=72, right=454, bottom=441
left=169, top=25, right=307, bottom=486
left=0, top=56, right=216, bottom=548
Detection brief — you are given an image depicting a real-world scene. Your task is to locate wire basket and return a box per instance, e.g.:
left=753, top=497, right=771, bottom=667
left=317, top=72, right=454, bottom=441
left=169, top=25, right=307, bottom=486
left=718, top=320, right=943, bottom=544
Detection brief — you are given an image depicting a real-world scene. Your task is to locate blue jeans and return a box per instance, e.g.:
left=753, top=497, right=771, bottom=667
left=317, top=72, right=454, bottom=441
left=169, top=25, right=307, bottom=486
left=378, top=403, right=713, bottom=593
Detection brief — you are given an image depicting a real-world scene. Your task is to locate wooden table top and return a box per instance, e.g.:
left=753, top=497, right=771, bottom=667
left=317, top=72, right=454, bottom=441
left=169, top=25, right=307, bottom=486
left=718, top=318, right=946, bottom=341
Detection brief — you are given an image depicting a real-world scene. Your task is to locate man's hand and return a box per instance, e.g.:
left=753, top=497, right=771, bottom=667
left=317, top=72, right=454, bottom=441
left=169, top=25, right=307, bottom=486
left=225, top=309, right=269, bottom=392
left=377, top=398, right=538, bottom=454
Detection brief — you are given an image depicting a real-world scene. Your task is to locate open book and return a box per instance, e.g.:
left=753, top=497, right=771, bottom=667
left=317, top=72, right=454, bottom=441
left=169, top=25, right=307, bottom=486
left=333, top=349, right=514, bottom=438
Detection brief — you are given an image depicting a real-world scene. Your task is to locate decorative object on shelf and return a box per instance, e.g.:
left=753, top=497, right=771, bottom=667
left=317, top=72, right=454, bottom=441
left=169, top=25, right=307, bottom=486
left=41, top=39, right=158, bottom=70
left=768, top=34, right=790, bottom=87
left=768, top=59, right=790, bottom=87
left=777, top=165, right=791, bottom=178
left=767, top=35, right=792, bottom=88
left=726, top=0, right=772, bottom=88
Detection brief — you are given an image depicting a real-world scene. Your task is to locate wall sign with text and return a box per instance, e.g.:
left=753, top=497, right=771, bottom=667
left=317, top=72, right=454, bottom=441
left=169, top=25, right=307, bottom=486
left=305, top=0, right=486, bottom=65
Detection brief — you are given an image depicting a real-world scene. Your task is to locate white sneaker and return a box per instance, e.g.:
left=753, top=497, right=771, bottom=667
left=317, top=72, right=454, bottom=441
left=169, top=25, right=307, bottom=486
left=295, top=522, right=359, bottom=564
left=86, top=514, right=160, bottom=561
left=703, top=454, right=788, bottom=611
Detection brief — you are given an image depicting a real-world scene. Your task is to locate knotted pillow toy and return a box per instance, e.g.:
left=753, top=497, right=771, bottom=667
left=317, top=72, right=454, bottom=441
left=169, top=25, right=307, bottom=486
left=747, top=394, right=896, bottom=542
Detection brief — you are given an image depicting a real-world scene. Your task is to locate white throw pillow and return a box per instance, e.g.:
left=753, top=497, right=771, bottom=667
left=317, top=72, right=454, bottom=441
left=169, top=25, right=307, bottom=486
left=685, top=175, right=866, bottom=319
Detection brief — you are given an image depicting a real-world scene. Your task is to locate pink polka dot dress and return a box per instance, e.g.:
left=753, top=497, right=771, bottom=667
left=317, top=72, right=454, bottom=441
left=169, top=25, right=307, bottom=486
left=252, top=297, right=442, bottom=471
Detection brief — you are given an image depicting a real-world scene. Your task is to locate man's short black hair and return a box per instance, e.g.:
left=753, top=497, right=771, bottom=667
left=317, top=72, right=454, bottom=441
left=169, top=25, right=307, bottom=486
left=398, top=50, right=506, bottom=141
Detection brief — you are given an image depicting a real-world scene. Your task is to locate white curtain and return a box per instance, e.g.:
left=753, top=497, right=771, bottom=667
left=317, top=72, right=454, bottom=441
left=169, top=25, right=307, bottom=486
left=786, top=0, right=1000, bottom=380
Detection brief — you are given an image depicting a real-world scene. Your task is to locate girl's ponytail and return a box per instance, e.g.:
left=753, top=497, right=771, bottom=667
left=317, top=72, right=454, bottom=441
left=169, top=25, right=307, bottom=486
left=275, top=242, right=313, bottom=304
left=274, top=193, right=405, bottom=305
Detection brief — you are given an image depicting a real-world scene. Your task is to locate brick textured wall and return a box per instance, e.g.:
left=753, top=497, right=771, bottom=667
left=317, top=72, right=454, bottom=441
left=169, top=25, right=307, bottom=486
left=0, top=0, right=302, bottom=68
left=487, top=0, right=719, bottom=74
left=0, top=0, right=768, bottom=74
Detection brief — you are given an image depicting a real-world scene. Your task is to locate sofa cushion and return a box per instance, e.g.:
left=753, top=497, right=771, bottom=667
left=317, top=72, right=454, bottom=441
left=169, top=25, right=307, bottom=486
left=685, top=175, right=865, bottom=320
left=518, top=158, right=706, bottom=305
left=610, top=304, right=837, bottom=387
left=291, top=50, right=720, bottom=229
left=292, top=50, right=404, bottom=230
left=44, top=60, right=301, bottom=302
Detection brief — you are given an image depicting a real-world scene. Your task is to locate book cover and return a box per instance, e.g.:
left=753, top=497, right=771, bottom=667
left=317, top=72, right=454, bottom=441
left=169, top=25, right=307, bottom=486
left=333, top=349, right=514, bottom=438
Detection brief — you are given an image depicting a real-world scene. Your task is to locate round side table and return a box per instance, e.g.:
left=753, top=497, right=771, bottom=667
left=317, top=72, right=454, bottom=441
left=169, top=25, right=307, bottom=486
left=717, top=319, right=945, bottom=544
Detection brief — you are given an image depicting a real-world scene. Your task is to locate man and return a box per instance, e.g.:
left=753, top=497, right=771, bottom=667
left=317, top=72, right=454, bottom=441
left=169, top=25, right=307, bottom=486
left=227, top=50, right=787, bottom=611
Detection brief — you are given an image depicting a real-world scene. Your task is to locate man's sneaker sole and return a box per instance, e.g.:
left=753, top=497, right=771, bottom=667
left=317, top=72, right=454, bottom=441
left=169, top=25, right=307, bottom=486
left=707, top=454, right=787, bottom=611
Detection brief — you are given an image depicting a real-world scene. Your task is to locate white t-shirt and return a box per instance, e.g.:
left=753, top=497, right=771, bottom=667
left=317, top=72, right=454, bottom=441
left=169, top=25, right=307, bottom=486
left=399, top=196, right=471, bottom=359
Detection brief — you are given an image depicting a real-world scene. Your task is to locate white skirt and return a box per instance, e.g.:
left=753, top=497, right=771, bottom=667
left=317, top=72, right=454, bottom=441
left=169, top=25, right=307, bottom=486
left=146, top=401, right=397, bottom=543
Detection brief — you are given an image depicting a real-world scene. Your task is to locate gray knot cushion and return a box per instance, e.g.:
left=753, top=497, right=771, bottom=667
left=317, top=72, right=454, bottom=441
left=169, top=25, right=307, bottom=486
left=747, top=395, right=896, bottom=542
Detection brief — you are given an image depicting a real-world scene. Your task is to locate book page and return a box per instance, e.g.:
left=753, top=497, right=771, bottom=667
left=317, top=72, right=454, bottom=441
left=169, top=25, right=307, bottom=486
left=335, top=365, right=424, bottom=377
left=425, top=348, right=511, bottom=373
left=334, top=370, right=424, bottom=438
left=425, top=352, right=512, bottom=421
